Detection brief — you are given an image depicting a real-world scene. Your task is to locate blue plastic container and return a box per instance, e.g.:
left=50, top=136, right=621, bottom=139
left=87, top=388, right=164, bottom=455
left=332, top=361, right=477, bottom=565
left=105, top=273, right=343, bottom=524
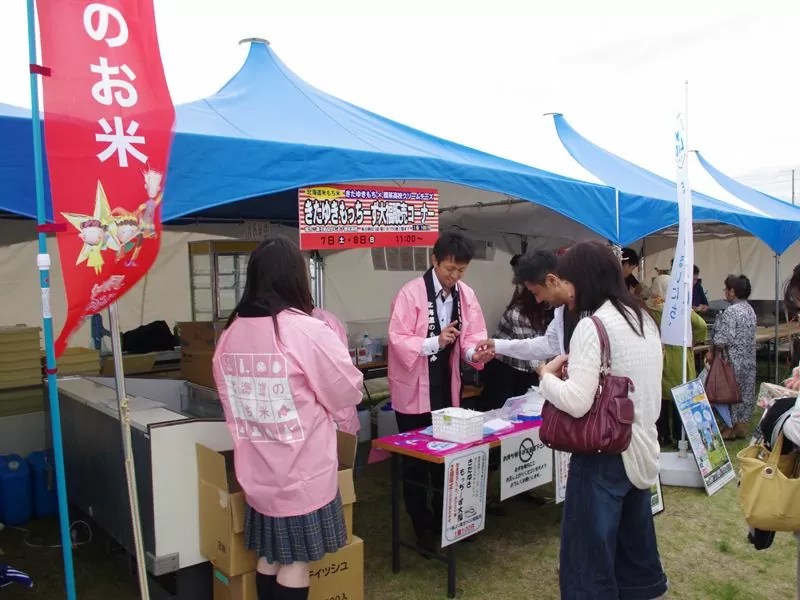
left=28, top=450, right=58, bottom=518
left=0, top=454, right=33, bottom=526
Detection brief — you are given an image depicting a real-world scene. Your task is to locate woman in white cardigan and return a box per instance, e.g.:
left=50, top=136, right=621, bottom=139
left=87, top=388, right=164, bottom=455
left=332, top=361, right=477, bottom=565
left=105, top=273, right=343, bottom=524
left=536, top=242, right=668, bottom=600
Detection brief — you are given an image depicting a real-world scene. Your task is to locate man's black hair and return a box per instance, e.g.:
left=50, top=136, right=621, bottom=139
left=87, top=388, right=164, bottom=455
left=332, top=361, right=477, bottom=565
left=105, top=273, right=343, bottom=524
left=512, top=250, right=557, bottom=286
left=432, top=232, right=474, bottom=263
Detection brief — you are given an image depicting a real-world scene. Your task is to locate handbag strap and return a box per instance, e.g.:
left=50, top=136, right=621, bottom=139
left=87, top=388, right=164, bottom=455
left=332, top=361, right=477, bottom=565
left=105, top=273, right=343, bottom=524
left=768, top=431, right=786, bottom=465
left=589, top=316, right=611, bottom=373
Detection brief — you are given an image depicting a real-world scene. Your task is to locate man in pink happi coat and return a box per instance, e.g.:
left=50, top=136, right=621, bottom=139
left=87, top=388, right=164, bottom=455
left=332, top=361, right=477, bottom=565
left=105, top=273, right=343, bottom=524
left=388, top=232, right=489, bottom=550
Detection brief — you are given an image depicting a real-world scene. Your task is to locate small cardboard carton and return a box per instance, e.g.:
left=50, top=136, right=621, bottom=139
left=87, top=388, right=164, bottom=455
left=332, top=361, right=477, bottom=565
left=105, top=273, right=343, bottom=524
left=212, top=569, right=255, bottom=600
left=309, top=536, right=364, bottom=600
left=197, top=431, right=358, bottom=577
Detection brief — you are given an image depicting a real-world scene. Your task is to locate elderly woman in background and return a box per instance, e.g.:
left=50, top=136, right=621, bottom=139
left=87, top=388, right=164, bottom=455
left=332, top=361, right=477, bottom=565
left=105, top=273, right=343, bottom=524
left=709, top=274, right=757, bottom=440
left=646, top=274, right=708, bottom=446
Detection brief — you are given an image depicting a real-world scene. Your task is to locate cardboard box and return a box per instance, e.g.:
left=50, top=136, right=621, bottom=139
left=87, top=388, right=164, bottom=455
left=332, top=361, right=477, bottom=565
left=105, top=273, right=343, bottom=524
left=51, top=347, right=101, bottom=376
left=336, top=430, right=357, bottom=544
left=198, top=431, right=358, bottom=577
left=181, top=351, right=216, bottom=389
left=210, top=537, right=364, bottom=600
left=212, top=569, right=255, bottom=600
left=309, top=536, right=364, bottom=600
left=179, top=321, right=223, bottom=389
left=197, top=444, right=257, bottom=577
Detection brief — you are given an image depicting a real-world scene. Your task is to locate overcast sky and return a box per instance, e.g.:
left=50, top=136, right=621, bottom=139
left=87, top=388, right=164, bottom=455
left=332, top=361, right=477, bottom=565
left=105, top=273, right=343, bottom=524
left=1, top=0, right=798, bottom=200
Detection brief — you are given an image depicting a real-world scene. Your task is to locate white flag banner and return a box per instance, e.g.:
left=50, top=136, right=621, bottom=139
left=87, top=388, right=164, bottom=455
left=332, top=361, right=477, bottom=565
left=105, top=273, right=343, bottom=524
left=661, top=112, right=694, bottom=347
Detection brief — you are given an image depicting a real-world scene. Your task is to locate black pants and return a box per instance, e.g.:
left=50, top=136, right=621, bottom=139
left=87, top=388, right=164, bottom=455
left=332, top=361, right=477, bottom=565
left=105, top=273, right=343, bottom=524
left=395, top=411, right=444, bottom=538
left=656, top=398, right=684, bottom=443
left=469, top=359, right=539, bottom=412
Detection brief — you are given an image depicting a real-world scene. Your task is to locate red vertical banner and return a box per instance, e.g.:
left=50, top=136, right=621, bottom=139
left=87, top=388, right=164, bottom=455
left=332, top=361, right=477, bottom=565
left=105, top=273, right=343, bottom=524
left=37, top=0, right=175, bottom=356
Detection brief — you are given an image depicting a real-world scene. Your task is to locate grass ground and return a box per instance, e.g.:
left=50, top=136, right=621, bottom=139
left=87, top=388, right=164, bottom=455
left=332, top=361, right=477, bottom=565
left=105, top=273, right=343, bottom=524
left=1, top=433, right=796, bottom=600
left=3, top=355, right=797, bottom=599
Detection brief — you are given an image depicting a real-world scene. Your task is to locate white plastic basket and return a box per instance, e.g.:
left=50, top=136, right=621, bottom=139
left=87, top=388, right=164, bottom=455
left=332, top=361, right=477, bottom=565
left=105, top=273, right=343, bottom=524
left=431, top=407, right=484, bottom=444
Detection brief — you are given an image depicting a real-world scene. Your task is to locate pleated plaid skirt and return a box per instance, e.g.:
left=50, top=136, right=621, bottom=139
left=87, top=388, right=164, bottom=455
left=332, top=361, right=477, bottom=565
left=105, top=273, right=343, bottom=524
left=245, top=492, right=347, bottom=564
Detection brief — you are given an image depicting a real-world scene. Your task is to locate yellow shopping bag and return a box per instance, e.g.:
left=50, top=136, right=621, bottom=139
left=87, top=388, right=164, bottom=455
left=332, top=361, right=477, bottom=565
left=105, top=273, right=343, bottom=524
left=738, top=434, right=800, bottom=532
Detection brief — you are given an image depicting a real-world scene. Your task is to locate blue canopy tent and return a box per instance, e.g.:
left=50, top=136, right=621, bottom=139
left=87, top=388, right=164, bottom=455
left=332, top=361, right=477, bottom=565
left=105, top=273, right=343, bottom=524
left=4, top=39, right=680, bottom=248
left=552, top=113, right=800, bottom=377
left=164, top=39, right=634, bottom=246
left=694, top=150, right=800, bottom=379
left=551, top=113, right=800, bottom=255
left=0, top=102, right=52, bottom=220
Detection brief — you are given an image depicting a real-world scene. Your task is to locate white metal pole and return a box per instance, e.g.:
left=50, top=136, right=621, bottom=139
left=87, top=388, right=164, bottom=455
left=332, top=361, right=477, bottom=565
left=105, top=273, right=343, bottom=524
left=108, top=302, right=151, bottom=599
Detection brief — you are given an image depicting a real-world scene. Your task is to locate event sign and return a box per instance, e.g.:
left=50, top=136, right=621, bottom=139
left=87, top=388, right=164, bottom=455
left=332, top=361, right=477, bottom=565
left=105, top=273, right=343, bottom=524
left=499, top=429, right=552, bottom=500
left=441, top=445, right=488, bottom=548
left=38, top=0, right=175, bottom=356
left=298, top=184, right=439, bottom=250
left=554, top=450, right=570, bottom=504
left=660, top=110, right=694, bottom=347
left=671, top=379, right=736, bottom=495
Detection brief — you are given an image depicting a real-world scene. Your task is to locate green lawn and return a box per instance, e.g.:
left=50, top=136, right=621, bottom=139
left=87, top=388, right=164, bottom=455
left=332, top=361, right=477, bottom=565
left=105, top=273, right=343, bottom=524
left=2, top=432, right=796, bottom=599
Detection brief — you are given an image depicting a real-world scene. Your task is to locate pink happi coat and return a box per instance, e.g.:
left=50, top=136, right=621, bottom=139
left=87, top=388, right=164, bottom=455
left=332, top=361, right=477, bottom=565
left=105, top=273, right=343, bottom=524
left=312, top=307, right=360, bottom=434
left=213, top=310, right=363, bottom=517
left=388, top=277, right=487, bottom=414
left=312, top=307, right=349, bottom=347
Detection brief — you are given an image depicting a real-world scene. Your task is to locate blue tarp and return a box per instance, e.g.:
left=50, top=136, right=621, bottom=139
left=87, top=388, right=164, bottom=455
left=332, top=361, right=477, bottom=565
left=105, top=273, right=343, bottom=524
left=552, top=114, right=800, bottom=254
left=1, top=40, right=633, bottom=243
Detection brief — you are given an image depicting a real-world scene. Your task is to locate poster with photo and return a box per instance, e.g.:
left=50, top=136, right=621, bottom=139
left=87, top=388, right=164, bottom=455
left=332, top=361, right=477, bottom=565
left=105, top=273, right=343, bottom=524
left=671, top=378, right=736, bottom=496
left=650, top=476, right=664, bottom=516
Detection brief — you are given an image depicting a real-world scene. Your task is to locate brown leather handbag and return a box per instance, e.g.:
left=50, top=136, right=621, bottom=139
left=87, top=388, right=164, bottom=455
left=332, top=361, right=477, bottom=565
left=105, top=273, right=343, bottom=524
left=540, top=316, right=636, bottom=454
left=705, top=349, right=741, bottom=404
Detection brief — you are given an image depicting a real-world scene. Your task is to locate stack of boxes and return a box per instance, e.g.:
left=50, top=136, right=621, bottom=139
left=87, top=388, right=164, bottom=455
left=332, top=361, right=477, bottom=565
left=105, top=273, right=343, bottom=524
left=52, top=347, right=101, bottom=377
left=0, top=326, right=42, bottom=391
left=178, top=321, right=224, bottom=389
left=197, top=431, right=364, bottom=600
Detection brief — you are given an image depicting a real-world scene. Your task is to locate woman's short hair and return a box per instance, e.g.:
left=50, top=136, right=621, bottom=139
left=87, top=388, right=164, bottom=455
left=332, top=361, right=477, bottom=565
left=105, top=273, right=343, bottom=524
left=724, top=274, right=752, bottom=300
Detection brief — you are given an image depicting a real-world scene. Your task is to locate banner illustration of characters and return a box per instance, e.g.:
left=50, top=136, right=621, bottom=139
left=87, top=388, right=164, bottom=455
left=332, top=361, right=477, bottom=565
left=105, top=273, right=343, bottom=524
left=37, top=0, right=175, bottom=355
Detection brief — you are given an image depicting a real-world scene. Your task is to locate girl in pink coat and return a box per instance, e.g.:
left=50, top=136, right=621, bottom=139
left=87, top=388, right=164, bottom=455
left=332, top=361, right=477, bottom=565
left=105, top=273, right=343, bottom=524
left=212, top=238, right=363, bottom=600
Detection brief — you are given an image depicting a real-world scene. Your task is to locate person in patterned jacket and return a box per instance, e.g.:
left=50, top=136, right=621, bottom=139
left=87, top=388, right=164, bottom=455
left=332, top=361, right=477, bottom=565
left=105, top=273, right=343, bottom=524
left=475, top=255, right=552, bottom=411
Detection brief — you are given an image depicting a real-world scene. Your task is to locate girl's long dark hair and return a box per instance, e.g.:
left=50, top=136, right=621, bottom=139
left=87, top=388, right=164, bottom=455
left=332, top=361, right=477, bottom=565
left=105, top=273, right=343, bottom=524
left=555, top=241, right=647, bottom=337
left=508, top=286, right=549, bottom=332
left=224, top=237, right=314, bottom=335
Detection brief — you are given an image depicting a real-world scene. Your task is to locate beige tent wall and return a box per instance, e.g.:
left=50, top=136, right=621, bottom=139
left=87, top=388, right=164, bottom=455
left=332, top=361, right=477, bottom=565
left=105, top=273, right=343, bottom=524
left=642, top=236, right=800, bottom=302
left=0, top=220, right=297, bottom=344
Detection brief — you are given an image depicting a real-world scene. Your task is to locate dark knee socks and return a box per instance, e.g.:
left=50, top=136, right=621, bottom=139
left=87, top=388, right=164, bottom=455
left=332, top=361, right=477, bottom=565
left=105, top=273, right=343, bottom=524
left=256, top=573, right=277, bottom=600
left=273, top=582, right=309, bottom=600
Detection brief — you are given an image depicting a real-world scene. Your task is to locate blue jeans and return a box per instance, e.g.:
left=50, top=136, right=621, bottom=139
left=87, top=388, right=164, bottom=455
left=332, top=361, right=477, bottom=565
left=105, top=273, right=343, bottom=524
left=560, top=453, right=668, bottom=600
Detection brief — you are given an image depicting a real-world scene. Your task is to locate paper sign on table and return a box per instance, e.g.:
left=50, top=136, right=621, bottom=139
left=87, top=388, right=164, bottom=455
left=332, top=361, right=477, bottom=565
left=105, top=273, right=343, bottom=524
left=499, top=429, right=553, bottom=501
left=441, top=445, right=489, bottom=547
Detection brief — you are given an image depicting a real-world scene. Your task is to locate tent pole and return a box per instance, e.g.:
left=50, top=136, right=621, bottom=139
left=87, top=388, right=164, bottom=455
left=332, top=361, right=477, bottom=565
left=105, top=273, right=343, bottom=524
left=26, top=1, right=77, bottom=597
left=775, top=254, right=781, bottom=383
left=108, top=302, right=151, bottom=599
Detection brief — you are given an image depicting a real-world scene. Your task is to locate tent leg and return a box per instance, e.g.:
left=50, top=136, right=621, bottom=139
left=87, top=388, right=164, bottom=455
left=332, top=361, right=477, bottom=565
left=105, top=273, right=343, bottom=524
left=776, top=254, right=781, bottom=383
